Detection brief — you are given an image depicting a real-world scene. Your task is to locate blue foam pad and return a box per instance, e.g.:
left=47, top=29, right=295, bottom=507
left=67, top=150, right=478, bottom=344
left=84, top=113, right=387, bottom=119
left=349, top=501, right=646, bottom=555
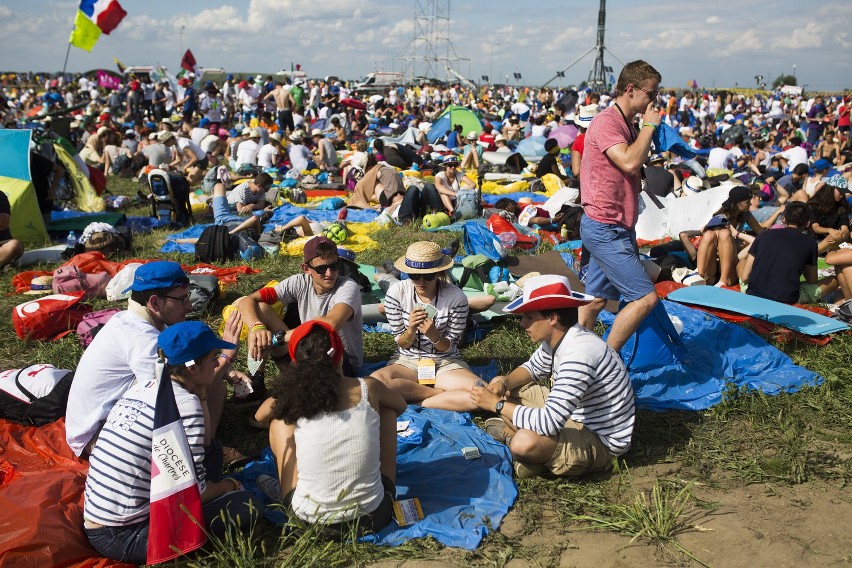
left=667, top=285, right=848, bottom=336
left=232, top=402, right=516, bottom=550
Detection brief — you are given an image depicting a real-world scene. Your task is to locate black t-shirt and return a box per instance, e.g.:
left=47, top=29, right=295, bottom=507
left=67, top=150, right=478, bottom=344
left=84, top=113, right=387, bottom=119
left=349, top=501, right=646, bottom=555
left=643, top=165, right=674, bottom=198
left=811, top=207, right=850, bottom=232
left=0, top=190, right=13, bottom=241
left=747, top=227, right=817, bottom=303
left=536, top=152, right=566, bottom=180
left=29, top=151, right=55, bottom=214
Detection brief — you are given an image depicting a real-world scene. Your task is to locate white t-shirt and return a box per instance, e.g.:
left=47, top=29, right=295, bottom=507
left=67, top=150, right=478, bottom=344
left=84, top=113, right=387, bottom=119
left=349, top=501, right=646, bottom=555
left=780, top=146, right=808, bottom=169
left=707, top=147, right=734, bottom=170
left=65, top=310, right=161, bottom=456
left=257, top=143, right=280, bottom=168
left=176, top=137, right=206, bottom=161
left=235, top=139, right=260, bottom=167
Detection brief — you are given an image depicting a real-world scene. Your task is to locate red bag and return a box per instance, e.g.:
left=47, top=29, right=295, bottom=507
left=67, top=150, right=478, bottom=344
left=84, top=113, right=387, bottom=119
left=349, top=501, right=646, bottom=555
left=486, top=214, right=538, bottom=250
left=51, top=265, right=111, bottom=299
left=12, top=292, right=92, bottom=340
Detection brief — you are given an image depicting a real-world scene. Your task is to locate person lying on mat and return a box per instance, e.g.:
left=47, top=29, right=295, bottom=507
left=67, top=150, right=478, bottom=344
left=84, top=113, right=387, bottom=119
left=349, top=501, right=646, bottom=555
left=470, top=274, right=634, bottom=480
left=256, top=320, right=405, bottom=540
left=83, top=321, right=261, bottom=565
left=370, top=241, right=485, bottom=412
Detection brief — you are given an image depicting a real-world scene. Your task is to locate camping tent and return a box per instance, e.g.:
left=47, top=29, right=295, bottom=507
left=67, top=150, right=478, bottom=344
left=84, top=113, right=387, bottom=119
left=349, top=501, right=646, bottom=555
left=0, top=130, right=49, bottom=244
left=426, top=105, right=483, bottom=144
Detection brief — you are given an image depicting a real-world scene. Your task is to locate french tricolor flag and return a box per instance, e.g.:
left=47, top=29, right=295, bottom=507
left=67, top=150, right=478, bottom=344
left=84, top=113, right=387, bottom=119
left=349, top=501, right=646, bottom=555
left=146, top=362, right=206, bottom=565
left=69, top=0, right=126, bottom=52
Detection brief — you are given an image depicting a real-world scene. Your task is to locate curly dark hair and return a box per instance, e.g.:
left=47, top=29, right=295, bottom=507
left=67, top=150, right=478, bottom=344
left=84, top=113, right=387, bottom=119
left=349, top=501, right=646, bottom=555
left=269, top=326, right=340, bottom=424
left=807, top=183, right=849, bottom=217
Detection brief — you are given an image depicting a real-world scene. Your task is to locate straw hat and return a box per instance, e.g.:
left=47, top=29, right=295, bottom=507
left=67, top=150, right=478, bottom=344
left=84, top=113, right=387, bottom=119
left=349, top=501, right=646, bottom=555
left=503, top=274, right=595, bottom=313
left=394, top=241, right=454, bottom=274
left=573, top=104, right=599, bottom=127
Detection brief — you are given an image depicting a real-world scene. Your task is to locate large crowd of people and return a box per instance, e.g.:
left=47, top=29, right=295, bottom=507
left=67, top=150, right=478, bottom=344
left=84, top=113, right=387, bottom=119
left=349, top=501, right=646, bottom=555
left=2, top=62, right=852, bottom=561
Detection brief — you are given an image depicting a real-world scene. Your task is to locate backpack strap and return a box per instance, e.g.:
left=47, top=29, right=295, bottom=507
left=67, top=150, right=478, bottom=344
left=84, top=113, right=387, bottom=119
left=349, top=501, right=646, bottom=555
left=13, top=368, right=36, bottom=403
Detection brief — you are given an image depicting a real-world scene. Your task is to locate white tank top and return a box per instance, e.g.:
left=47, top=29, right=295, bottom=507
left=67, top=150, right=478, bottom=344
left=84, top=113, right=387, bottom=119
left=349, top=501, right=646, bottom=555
left=291, top=378, right=384, bottom=523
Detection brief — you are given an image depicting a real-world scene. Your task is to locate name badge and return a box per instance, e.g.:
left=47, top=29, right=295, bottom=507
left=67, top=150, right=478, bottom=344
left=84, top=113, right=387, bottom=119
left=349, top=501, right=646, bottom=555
left=417, top=358, right=436, bottom=385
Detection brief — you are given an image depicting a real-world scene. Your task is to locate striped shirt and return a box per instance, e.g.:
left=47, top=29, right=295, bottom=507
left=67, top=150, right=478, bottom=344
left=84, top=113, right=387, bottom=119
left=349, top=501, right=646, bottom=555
left=513, top=325, right=635, bottom=455
left=83, top=380, right=206, bottom=526
left=226, top=181, right=261, bottom=207
left=384, top=279, right=468, bottom=361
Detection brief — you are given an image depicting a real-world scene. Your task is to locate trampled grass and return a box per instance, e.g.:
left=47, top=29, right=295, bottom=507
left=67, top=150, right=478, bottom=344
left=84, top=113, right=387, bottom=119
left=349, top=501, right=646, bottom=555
left=4, top=175, right=851, bottom=565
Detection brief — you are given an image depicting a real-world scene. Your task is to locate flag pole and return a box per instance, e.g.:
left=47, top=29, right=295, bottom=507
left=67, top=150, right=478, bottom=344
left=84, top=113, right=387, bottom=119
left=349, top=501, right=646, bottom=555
left=62, top=39, right=73, bottom=76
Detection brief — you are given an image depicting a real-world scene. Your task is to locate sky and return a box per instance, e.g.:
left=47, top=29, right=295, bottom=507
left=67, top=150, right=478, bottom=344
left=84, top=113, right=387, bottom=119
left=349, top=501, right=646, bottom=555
left=1, top=0, right=850, bottom=91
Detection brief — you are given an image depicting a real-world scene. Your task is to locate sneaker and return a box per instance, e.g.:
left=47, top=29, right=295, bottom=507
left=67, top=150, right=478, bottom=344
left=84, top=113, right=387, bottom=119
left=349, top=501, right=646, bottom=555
left=257, top=474, right=282, bottom=502
left=222, top=446, right=249, bottom=468
left=484, top=417, right=509, bottom=444
left=513, top=460, right=546, bottom=479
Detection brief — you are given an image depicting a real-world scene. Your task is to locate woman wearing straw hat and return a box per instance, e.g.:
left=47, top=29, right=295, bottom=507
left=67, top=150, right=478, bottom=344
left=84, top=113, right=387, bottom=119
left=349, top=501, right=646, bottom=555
left=371, top=241, right=482, bottom=411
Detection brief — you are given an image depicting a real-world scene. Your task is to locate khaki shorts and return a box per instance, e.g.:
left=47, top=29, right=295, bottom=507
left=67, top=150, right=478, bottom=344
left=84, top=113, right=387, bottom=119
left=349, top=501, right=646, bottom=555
left=513, top=383, right=613, bottom=477
left=386, top=355, right=470, bottom=376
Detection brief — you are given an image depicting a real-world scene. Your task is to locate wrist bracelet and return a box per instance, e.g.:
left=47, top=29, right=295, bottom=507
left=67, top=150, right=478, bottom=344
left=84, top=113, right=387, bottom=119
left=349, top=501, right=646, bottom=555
left=642, top=123, right=657, bottom=130
left=250, top=323, right=267, bottom=332
left=219, top=353, right=234, bottom=363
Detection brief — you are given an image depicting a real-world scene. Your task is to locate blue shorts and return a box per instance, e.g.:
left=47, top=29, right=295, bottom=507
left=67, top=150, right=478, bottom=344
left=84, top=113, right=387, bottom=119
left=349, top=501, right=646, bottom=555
left=212, top=195, right=244, bottom=226
left=580, top=216, right=654, bottom=302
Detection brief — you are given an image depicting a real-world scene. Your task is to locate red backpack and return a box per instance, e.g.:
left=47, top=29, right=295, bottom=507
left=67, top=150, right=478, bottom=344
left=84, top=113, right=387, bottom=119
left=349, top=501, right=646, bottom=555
left=12, top=292, right=92, bottom=340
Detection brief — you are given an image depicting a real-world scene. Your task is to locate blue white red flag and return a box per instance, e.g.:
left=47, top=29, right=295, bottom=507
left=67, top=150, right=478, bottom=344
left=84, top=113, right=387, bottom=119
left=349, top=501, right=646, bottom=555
left=146, top=361, right=206, bottom=564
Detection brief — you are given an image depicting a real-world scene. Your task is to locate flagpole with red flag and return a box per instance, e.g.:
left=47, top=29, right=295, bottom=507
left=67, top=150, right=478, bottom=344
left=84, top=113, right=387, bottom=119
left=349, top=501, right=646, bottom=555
left=181, top=49, right=197, bottom=75
left=146, top=359, right=206, bottom=564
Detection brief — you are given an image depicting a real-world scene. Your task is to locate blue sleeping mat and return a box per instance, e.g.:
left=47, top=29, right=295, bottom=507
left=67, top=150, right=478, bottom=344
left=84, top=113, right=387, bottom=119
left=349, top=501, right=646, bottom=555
left=667, top=285, right=848, bottom=336
left=232, top=405, right=517, bottom=550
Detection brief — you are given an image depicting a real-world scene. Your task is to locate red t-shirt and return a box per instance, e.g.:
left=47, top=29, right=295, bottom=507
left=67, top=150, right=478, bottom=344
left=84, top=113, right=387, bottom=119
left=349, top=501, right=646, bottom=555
left=838, top=104, right=850, bottom=128
left=580, top=105, right=640, bottom=229
left=478, top=132, right=496, bottom=151
left=573, top=132, right=586, bottom=155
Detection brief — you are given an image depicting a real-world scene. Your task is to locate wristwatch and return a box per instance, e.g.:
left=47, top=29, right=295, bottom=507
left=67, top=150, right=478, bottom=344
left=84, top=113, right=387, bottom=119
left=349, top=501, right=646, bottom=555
left=495, top=400, right=504, bottom=415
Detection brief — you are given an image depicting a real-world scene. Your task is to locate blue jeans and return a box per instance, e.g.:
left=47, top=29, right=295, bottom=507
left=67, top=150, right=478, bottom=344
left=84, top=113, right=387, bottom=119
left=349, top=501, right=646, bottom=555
left=580, top=216, right=654, bottom=302
left=85, top=491, right=262, bottom=564
left=212, top=195, right=245, bottom=226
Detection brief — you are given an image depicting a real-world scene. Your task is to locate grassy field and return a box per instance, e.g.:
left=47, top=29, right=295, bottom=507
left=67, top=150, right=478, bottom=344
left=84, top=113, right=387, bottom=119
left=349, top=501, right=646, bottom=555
left=3, top=176, right=850, bottom=567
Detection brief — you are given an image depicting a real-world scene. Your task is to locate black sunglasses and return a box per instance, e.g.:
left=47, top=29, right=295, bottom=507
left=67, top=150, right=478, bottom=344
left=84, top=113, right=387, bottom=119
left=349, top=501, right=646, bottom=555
left=408, top=273, right=437, bottom=281
left=160, top=294, right=192, bottom=305
left=309, top=261, right=341, bottom=274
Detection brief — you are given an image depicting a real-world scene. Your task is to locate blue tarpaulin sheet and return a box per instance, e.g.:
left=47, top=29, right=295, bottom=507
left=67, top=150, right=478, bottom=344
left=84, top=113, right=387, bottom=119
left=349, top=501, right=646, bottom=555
left=599, top=300, right=823, bottom=411
left=233, top=405, right=517, bottom=550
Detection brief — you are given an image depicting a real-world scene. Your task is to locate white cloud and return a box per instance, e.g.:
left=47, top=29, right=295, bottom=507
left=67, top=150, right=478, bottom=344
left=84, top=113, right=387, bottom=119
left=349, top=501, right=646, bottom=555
left=705, top=16, right=721, bottom=24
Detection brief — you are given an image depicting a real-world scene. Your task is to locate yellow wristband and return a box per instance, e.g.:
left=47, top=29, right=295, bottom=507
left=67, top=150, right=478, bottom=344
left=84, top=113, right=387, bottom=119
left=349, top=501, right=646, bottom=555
left=642, top=123, right=657, bottom=130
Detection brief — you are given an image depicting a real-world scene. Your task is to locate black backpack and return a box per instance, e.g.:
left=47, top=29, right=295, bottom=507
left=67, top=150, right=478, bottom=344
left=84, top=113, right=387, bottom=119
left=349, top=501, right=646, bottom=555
left=186, top=274, right=220, bottom=319
left=195, top=225, right=237, bottom=263
left=0, top=365, right=74, bottom=426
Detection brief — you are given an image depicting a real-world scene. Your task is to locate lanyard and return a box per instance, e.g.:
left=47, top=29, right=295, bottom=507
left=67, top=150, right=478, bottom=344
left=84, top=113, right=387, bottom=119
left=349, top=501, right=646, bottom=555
left=412, top=284, right=439, bottom=356
left=613, top=103, right=636, bottom=143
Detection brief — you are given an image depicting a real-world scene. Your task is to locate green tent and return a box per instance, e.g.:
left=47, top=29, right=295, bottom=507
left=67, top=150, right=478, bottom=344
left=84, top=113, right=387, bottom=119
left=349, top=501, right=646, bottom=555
left=426, top=105, right=484, bottom=143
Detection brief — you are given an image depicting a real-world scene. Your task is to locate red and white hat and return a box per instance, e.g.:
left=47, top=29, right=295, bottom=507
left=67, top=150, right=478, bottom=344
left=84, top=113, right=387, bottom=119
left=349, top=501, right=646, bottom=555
left=503, top=274, right=594, bottom=313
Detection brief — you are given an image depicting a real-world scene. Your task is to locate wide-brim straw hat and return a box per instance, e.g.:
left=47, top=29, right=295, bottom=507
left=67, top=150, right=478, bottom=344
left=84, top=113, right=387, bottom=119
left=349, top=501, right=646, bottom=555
left=394, top=241, right=454, bottom=274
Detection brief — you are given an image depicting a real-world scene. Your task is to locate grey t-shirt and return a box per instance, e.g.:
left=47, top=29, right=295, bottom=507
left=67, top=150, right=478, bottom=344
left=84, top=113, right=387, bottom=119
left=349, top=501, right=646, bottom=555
left=141, top=143, right=170, bottom=167
left=273, top=273, right=363, bottom=369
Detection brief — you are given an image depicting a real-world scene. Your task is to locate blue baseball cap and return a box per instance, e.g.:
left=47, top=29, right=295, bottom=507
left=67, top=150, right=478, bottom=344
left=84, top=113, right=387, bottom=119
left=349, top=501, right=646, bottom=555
left=158, top=321, right=236, bottom=366
left=122, top=261, right=189, bottom=293
left=812, top=158, right=831, bottom=172
left=199, top=117, right=210, bottom=127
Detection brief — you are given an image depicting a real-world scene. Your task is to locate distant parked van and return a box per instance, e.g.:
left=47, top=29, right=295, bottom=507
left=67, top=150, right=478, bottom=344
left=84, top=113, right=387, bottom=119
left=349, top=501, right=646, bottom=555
left=353, top=72, right=405, bottom=96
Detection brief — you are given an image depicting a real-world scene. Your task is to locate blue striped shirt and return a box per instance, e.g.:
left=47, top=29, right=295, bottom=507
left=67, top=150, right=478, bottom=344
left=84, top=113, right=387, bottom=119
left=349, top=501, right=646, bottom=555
left=384, top=279, right=469, bottom=360
left=513, top=325, right=635, bottom=455
left=83, top=380, right=206, bottom=526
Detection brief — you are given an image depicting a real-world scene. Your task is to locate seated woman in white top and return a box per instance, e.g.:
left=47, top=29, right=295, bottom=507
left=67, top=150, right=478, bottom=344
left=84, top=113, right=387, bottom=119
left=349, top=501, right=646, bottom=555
left=371, top=241, right=484, bottom=411
left=261, top=320, right=406, bottom=539
left=433, top=158, right=475, bottom=216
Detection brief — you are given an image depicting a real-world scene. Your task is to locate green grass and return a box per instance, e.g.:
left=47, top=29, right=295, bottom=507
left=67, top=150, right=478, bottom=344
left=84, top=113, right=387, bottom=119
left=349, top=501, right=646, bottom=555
left=4, top=175, right=852, bottom=566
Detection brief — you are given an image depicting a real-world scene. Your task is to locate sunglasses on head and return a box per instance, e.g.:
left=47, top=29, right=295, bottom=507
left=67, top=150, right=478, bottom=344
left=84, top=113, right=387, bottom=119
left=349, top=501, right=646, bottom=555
left=309, top=261, right=340, bottom=274
left=408, top=272, right=437, bottom=281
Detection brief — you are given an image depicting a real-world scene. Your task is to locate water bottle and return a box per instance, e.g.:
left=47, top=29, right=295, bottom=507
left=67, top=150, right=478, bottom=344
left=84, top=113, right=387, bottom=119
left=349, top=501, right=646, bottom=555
left=270, top=330, right=286, bottom=347
left=376, top=322, right=393, bottom=333
left=66, top=231, right=77, bottom=249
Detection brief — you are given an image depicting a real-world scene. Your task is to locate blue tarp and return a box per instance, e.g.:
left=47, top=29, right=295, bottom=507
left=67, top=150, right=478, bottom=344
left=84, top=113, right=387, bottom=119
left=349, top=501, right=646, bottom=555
left=600, top=300, right=823, bottom=411
left=233, top=404, right=517, bottom=550
left=159, top=203, right=380, bottom=254
left=481, top=192, right=545, bottom=205
left=652, top=123, right=697, bottom=160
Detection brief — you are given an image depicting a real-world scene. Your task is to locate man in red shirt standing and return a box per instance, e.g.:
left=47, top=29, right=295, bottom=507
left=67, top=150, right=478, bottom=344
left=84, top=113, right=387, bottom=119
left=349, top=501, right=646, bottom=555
left=578, top=60, right=662, bottom=351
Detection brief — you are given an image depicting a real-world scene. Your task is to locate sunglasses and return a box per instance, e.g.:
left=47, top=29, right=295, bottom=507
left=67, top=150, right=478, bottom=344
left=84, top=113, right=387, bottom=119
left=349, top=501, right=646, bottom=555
left=408, top=273, right=437, bottom=281
left=634, top=85, right=659, bottom=100
left=309, top=261, right=340, bottom=274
